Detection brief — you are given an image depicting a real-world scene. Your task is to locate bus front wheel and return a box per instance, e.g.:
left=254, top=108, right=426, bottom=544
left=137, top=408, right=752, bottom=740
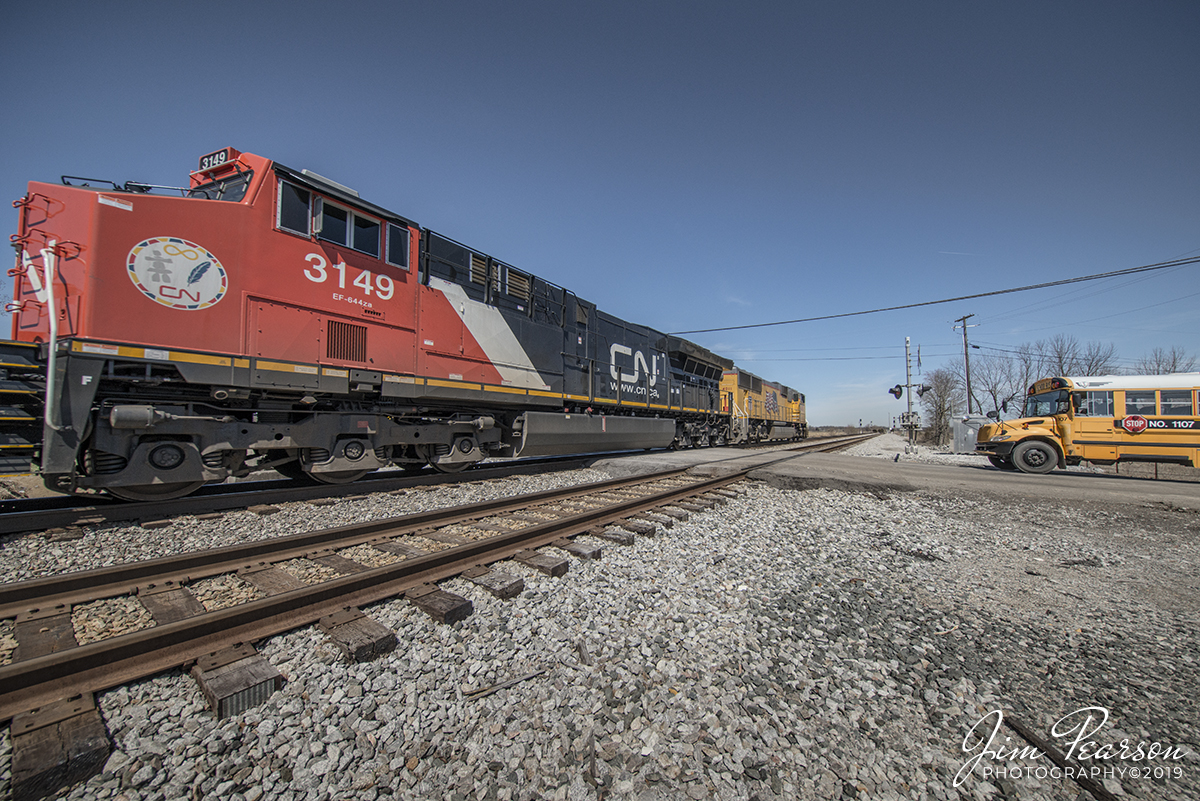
left=1012, top=441, right=1057, bottom=474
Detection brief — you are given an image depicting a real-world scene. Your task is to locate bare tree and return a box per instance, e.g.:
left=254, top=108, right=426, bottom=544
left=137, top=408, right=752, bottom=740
left=1078, top=341, right=1120, bottom=375
left=1041, top=334, right=1082, bottom=376
left=1134, top=346, right=1197, bottom=374
left=1015, top=334, right=1119, bottom=377
left=920, top=367, right=964, bottom=446
left=1012, top=342, right=1049, bottom=398
left=965, top=352, right=1022, bottom=417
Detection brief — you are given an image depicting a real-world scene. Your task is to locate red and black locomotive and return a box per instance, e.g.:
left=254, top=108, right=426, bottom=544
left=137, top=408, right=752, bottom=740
left=6, top=148, right=805, bottom=500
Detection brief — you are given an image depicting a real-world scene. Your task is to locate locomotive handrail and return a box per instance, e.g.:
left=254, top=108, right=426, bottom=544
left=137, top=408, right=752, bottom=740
left=60, top=175, right=121, bottom=190
left=42, top=240, right=60, bottom=431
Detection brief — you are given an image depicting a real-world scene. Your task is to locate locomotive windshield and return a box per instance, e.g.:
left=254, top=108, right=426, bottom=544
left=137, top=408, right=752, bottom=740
left=187, top=170, right=252, bottom=202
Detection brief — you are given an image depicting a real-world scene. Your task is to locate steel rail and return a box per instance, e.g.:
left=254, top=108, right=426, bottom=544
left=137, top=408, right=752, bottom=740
left=0, top=436, right=876, bottom=616
left=0, top=468, right=691, bottom=619
left=0, top=470, right=746, bottom=722
left=0, top=453, right=607, bottom=536
left=0, top=435, right=872, bottom=535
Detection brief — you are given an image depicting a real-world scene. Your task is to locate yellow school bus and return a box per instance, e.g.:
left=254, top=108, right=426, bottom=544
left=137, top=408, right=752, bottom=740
left=975, top=374, right=1200, bottom=473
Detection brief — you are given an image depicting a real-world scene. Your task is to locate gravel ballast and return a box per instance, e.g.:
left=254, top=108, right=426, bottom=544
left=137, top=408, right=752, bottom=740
left=1, top=451, right=1197, bottom=800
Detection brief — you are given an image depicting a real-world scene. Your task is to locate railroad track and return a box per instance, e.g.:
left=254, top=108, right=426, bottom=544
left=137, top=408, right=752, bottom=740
left=0, top=466, right=751, bottom=799
left=0, top=434, right=875, bottom=536
left=0, top=435, right=879, bottom=799
left=0, top=466, right=748, bottom=706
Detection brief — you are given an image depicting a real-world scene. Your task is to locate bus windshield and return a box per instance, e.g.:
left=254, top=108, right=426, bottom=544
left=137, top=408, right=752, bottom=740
left=1023, top=389, right=1069, bottom=418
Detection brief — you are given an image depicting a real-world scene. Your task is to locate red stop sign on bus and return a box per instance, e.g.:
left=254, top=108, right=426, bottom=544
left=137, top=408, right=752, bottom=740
left=1123, top=415, right=1149, bottom=434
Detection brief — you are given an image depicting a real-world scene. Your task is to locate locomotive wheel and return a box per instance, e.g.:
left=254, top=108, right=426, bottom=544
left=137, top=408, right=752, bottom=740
left=308, top=469, right=372, bottom=484
left=429, top=461, right=469, bottom=474
left=417, top=444, right=470, bottom=473
left=272, top=459, right=308, bottom=480
left=107, top=480, right=208, bottom=502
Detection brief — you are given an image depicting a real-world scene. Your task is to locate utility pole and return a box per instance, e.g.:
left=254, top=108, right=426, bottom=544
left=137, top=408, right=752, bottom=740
left=954, top=314, right=977, bottom=414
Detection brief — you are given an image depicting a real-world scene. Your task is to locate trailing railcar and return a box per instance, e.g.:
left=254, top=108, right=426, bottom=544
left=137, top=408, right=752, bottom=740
left=6, top=147, right=790, bottom=500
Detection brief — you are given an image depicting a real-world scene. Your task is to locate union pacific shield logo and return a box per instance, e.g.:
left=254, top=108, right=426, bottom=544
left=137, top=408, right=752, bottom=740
left=127, top=237, right=228, bottom=310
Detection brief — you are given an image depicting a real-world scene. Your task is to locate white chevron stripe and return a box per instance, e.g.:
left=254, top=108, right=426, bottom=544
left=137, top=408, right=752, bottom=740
left=429, top=278, right=550, bottom=390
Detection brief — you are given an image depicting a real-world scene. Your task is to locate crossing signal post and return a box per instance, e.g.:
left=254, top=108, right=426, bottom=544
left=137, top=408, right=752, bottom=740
left=885, top=337, right=921, bottom=453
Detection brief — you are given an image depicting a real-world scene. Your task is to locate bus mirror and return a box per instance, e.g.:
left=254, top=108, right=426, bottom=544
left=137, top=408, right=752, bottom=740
left=986, top=410, right=999, bottom=420
left=1001, top=400, right=1008, bottom=413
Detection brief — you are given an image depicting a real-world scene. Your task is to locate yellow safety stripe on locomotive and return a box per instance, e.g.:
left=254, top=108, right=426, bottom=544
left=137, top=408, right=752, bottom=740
left=426, top=378, right=483, bottom=391
left=73, top=341, right=250, bottom=368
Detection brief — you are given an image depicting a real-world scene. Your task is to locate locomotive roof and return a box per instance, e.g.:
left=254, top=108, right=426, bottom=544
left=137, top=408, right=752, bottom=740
left=272, top=162, right=421, bottom=230
left=662, top=336, right=734, bottom=371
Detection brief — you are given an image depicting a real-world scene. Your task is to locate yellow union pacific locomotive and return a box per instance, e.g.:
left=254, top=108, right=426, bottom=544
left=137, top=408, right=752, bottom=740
left=720, top=368, right=806, bottom=443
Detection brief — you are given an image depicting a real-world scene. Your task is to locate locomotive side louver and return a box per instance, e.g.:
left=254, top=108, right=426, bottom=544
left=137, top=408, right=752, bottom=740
left=327, top=320, right=367, bottom=362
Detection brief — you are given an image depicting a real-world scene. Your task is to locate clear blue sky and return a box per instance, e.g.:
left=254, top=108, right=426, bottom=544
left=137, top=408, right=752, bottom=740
left=4, top=1, right=1197, bottom=427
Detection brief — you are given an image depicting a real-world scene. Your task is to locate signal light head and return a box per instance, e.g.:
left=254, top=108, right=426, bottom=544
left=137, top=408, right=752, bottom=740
left=888, top=385, right=903, bottom=399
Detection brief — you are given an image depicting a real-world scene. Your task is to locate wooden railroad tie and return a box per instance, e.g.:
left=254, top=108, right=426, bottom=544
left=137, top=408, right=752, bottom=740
left=372, top=539, right=427, bottom=558
left=590, top=527, right=635, bottom=546
left=237, top=563, right=306, bottom=595
left=553, top=538, right=603, bottom=560
left=406, top=583, right=474, bottom=625
left=616, top=519, right=657, bottom=537
left=461, top=565, right=524, bottom=599
left=512, top=549, right=570, bottom=577
left=191, top=643, right=285, bottom=720
left=137, top=581, right=205, bottom=625
left=318, top=607, right=397, bottom=662
left=307, top=549, right=371, bottom=575
left=10, top=609, right=110, bottom=801
left=9, top=694, right=109, bottom=801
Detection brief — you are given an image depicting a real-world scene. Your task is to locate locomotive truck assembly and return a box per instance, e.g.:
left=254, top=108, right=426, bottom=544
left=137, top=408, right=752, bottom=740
left=5, top=147, right=806, bottom=500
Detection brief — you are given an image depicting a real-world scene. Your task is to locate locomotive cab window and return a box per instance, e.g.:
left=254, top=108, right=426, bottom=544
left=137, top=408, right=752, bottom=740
left=278, top=181, right=311, bottom=235
left=316, top=198, right=380, bottom=257
left=386, top=224, right=409, bottom=270
left=189, top=170, right=252, bottom=202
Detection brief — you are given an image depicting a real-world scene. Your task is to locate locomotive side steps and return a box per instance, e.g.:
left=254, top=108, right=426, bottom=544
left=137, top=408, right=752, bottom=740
left=0, top=341, right=43, bottom=477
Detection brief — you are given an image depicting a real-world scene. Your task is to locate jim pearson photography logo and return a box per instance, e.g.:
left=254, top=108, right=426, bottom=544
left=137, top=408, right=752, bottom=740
left=955, top=707, right=1189, bottom=787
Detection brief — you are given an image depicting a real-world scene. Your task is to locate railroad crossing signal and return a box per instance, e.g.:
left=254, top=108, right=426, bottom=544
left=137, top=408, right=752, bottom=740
left=888, top=385, right=903, bottom=399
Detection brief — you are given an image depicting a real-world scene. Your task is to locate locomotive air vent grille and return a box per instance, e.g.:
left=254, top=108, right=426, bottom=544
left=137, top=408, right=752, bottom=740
left=463, top=253, right=492, bottom=291
left=508, top=270, right=530, bottom=302
left=327, top=320, right=368, bottom=362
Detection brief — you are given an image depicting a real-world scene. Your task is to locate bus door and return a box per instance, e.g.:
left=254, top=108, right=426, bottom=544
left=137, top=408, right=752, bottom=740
left=1072, top=390, right=1116, bottom=460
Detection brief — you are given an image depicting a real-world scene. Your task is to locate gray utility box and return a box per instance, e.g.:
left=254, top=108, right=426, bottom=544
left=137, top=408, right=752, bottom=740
left=951, top=415, right=994, bottom=454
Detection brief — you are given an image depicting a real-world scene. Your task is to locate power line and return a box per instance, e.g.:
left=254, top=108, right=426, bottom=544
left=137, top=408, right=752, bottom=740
left=731, top=353, right=960, bottom=362
left=669, top=255, right=1200, bottom=335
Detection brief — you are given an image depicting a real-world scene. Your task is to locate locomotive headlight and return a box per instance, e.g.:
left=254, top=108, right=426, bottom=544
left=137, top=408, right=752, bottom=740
left=343, top=441, right=366, bottom=460
left=149, top=444, right=186, bottom=470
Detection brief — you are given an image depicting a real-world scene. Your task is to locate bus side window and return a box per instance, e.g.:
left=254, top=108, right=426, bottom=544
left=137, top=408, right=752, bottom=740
left=1125, top=390, right=1156, bottom=416
left=1161, top=389, right=1193, bottom=416
left=1082, top=391, right=1113, bottom=417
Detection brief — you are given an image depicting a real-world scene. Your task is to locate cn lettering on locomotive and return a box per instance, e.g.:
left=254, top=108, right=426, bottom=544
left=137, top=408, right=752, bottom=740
left=4, top=149, right=807, bottom=499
